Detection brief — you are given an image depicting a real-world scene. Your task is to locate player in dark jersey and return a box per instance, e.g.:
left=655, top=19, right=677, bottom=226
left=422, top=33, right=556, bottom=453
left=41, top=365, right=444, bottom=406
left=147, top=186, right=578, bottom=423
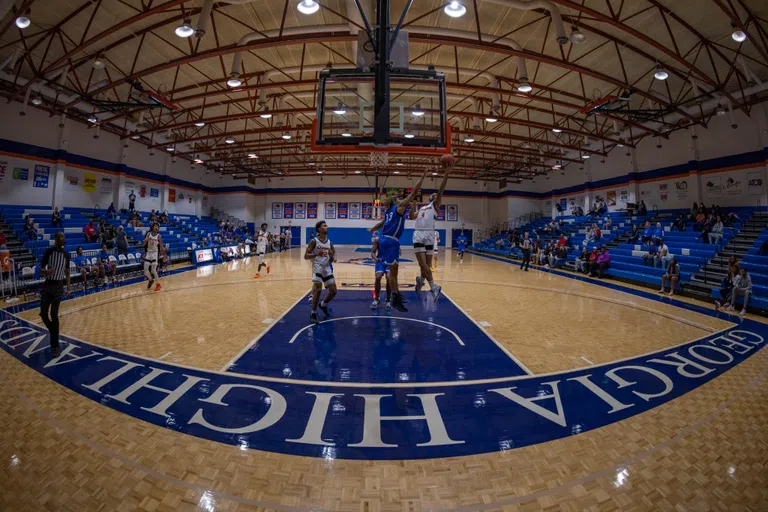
left=367, top=169, right=427, bottom=312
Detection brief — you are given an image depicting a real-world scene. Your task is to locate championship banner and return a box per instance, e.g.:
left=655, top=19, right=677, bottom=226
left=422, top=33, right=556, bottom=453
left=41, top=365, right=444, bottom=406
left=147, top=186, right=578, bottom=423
left=272, top=202, right=283, bottom=219
left=168, top=188, right=176, bottom=203
left=284, top=202, right=294, bottom=219
left=307, top=202, right=318, bottom=219
left=294, top=202, right=306, bottom=219
left=362, top=202, right=373, bottom=220
left=338, top=203, right=349, bottom=219
left=100, top=176, right=113, bottom=193
left=13, top=168, right=29, bottom=180
left=446, top=204, right=458, bottom=221
left=83, top=173, right=97, bottom=192
left=436, top=204, right=446, bottom=221
left=150, top=188, right=159, bottom=198
left=325, top=202, right=336, bottom=219
left=606, top=191, right=616, bottom=206
left=349, top=202, right=360, bottom=219
left=140, top=185, right=147, bottom=198
left=33, top=165, right=49, bottom=188
left=0, top=161, right=6, bottom=183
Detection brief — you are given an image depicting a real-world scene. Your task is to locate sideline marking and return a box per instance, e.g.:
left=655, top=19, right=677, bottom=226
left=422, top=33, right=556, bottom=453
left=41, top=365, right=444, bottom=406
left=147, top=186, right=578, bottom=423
left=158, top=352, right=172, bottom=360
left=220, top=289, right=312, bottom=371
left=580, top=355, right=595, bottom=365
left=288, top=315, right=465, bottom=346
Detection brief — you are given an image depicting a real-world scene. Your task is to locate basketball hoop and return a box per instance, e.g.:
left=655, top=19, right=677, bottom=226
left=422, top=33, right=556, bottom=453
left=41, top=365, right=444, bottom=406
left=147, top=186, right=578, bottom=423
left=370, top=151, right=389, bottom=169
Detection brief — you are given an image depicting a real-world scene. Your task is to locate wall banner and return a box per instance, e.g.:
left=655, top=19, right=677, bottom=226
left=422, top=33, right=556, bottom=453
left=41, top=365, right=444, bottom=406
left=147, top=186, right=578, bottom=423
left=446, top=204, right=458, bottom=221
left=349, top=202, right=361, bottom=219
left=436, top=204, right=446, bottom=221
left=0, top=161, right=6, bottom=183
left=362, top=203, right=373, bottom=220
left=13, top=167, right=29, bottom=180
left=100, top=176, right=112, bottom=193
left=725, top=176, right=743, bottom=195
left=294, top=202, right=306, bottom=219
left=747, top=170, right=763, bottom=196
left=272, top=202, right=283, bottom=219
left=338, top=202, right=349, bottom=219
left=325, top=202, right=336, bottom=219
left=705, top=176, right=722, bottom=197
left=284, top=202, right=294, bottom=219
left=168, top=188, right=177, bottom=203
left=606, top=191, right=616, bottom=206
left=33, top=165, right=49, bottom=188
left=307, top=203, right=318, bottom=219
left=83, top=173, right=97, bottom=192
left=150, top=188, right=159, bottom=198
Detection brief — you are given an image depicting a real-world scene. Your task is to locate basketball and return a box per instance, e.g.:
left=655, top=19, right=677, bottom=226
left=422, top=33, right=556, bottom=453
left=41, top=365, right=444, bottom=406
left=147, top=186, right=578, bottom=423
left=440, top=153, right=455, bottom=169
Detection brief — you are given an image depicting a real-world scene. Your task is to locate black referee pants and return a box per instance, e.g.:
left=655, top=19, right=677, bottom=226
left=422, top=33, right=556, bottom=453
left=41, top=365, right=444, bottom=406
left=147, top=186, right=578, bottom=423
left=40, top=281, right=64, bottom=351
left=521, top=249, right=531, bottom=270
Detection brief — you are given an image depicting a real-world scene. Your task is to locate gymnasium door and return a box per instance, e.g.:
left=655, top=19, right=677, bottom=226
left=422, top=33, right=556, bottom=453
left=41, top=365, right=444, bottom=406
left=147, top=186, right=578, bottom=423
left=281, top=225, right=301, bottom=247
left=452, top=229, right=472, bottom=248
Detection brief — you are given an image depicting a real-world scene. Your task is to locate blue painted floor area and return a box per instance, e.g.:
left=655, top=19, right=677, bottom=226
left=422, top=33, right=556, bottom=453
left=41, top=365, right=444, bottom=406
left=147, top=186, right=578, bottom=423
left=227, top=290, right=528, bottom=382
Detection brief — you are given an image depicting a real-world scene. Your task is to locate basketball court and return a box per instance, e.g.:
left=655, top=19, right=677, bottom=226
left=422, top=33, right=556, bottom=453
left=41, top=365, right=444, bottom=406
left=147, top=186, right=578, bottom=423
left=1, top=0, right=768, bottom=510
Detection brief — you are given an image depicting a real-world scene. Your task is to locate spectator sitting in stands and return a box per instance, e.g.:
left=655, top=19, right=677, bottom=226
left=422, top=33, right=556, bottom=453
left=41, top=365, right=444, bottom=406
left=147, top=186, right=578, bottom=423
left=656, top=239, right=670, bottom=269
left=598, top=201, right=608, bottom=214
left=115, top=226, right=129, bottom=257
left=97, top=244, right=117, bottom=284
left=672, top=213, right=686, bottom=231
left=494, top=238, right=504, bottom=250
left=582, top=227, right=594, bottom=248
left=51, top=207, right=63, bottom=229
left=698, top=219, right=711, bottom=244
left=23, top=215, right=38, bottom=241
left=642, top=240, right=657, bottom=266
left=590, top=246, right=610, bottom=278
left=149, top=210, right=159, bottom=224
left=728, top=255, right=740, bottom=276
left=572, top=206, right=584, bottom=216
left=593, top=224, right=602, bottom=241
left=604, top=218, right=613, bottom=231
left=575, top=248, right=590, bottom=273
left=72, top=246, right=95, bottom=288
left=659, top=257, right=680, bottom=296
left=694, top=207, right=706, bottom=230
left=103, top=222, right=116, bottom=249
left=557, top=234, right=568, bottom=247
left=637, top=200, right=647, bottom=216
left=715, top=269, right=736, bottom=312
left=652, top=222, right=665, bottom=244
left=725, top=268, right=751, bottom=317
left=688, top=202, right=698, bottom=222
left=627, top=223, right=641, bottom=244
left=641, top=221, right=654, bottom=245
left=207, top=237, right=216, bottom=247
left=552, top=244, right=568, bottom=268
left=160, top=211, right=169, bottom=224
left=98, top=219, right=108, bottom=243
left=589, top=202, right=599, bottom=217
left=84, top=220, right=98, bottom=243
left=107, top=202, right=117, bottom=219
left=710, top=216, right=724, bottom=245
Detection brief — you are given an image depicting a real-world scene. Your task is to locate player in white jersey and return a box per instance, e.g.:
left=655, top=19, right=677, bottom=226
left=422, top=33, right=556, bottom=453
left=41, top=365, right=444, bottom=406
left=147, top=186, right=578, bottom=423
left=305, top=220, right=337, bottom=324
left=142, top=223, right=163, bottom=291
left=254, top=222, right=272, bottom=278
left=410, top=155, right=453, bottom=299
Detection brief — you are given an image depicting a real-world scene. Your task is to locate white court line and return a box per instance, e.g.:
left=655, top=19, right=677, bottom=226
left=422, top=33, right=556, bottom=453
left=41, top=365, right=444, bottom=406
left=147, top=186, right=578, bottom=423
left=580, top=355, right=595, bottom=365
left=158, top=352, right=172, bottom=360
left=441, top=290, right=534, bottom=376
left=219, top=288, right=312, bottom=371
left=289, top=316, right=465, bottom=346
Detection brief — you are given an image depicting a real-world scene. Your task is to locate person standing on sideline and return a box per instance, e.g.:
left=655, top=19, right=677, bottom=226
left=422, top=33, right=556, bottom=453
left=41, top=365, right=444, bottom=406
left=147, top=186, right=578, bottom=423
left=39, top=232, right=70, bottom=357
left=520, top=232, right=531, bottom=271
left=128, top=190, right=136, bottom=212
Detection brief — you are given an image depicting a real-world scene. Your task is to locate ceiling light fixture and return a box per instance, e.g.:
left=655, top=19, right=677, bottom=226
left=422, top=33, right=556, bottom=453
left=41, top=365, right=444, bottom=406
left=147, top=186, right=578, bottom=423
left=552, top=127, right=562, bottom=133
left=394, top=171, right=400, bottom=174
left=582, top=154, right=590, bottom=159
left=297, top=0, right=320, bottom=15
left=396, top=162, right=403, bottom=166
left=432, top=172, right=439, bottom=176
left=175, top=19, right=194, bottom=38
left=569, top=25, right=586, bottom=44
left=282, top=132, right=292, bottom=140
left=654, top=64, right=669, bottom=81
left=131, top=134, right=140, bottom=140
left=87, top=115, right=98, bottom=124
left=485, top=116, right=498, bottom=123
left=444, top=1, right=467, bottom=18
left=31, top=96, right=42, bottom=106
left=92, top=56, right=106, bottom=70
left=316, top=170, right=323, bottom=174
left=333, top=102, right=347, bottom=115
left=341, top=131, right=352, bottom=137
left=731, top=24, right=747, bottom=43
left=517, top=77, right=533, bottom=93
left=354, top=170, right=362, bottom=174
left=167, top=145, right=175, bottom=152
left=15, top=16, right=30, bottom=29
left=259, top=110, right=272, bottom=119
left=194, top=158, right=203, bottom=164
left=404, top=131, right=415, bottom=139
left=195, top=121, right=205, bottom=127
left=227, top=73, right=242, bottom=88
left=248, top=153, right=258, bottom=159
left=463, top=136, right=475, bottom=143
left=412, top=104, right=425, bottom=116
left=225, top=137, right=235, bottom=144
left=716, top=105, right=726, bottom=116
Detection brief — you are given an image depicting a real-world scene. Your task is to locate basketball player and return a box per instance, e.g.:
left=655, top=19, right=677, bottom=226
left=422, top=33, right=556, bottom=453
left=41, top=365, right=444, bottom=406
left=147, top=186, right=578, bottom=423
left=305, top=220, right=337, bottom=324
left=411, top=155, right=453, bottom=298
left=370, top=230, right=391, bottom=310
left=254, top=222, right=272, bottom=278
left=143, top=223, right=163, bottom=291
left=456, top=231, right=467, bottom=263
left=368, top=168, right=429, bottom=312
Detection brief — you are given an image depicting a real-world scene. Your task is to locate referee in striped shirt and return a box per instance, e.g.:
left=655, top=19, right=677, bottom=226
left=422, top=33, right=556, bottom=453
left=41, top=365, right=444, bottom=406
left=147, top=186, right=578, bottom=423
left=40, top=232, right=70, bottom=357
